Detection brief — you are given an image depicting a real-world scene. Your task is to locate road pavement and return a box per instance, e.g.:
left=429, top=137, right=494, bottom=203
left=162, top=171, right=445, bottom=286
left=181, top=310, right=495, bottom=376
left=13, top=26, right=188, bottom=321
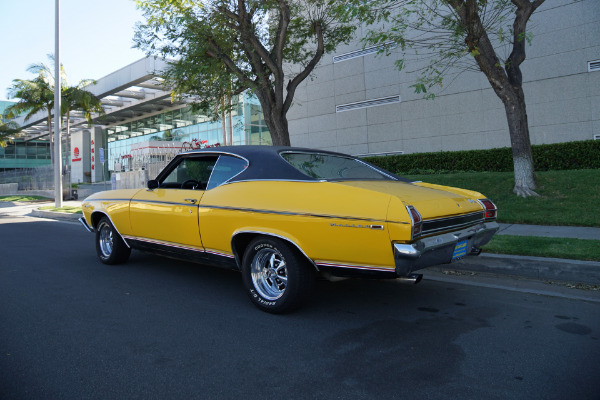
left=1, top=215, right=599, bottom=399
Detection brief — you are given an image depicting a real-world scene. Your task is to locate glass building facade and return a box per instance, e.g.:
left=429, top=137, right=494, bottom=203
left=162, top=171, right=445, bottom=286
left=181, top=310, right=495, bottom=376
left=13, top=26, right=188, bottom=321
left=105, top=93, right=271, bottom=171
left=0, top=140, right=51, bottom=172
left=1, top=101, right=52, bottom=172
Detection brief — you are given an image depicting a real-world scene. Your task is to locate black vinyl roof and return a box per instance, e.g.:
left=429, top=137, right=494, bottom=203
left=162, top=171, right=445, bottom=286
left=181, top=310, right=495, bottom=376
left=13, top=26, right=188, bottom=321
left=177, top=145, right=410, bottom=183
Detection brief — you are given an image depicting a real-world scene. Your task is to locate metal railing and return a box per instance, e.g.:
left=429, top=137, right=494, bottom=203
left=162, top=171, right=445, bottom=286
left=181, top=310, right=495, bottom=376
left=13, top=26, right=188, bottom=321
left=0, top=165, right=71, bottom=191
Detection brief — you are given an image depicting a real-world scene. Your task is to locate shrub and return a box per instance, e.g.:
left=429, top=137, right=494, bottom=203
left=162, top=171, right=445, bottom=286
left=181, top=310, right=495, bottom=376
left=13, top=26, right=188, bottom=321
left=364, top=140, right=600, bottom=174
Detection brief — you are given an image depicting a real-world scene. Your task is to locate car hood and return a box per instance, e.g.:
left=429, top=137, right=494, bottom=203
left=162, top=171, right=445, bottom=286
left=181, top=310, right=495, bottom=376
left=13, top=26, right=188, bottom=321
left=335, top=180, right=484, bottom=220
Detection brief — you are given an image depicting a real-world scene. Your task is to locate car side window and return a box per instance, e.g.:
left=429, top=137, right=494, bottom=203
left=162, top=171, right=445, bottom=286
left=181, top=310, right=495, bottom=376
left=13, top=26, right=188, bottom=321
left=206, top=155, right=248, bottom=190
left=161, top=156, right=218, bottom=189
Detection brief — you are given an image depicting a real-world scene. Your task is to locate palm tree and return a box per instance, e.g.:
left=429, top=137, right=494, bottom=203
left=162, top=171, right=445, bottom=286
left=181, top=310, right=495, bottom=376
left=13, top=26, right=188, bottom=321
left=6, top=56, right=103, bottom=169
left=0, top=115, right=21, bottom=147
left=5, top=75, right=56, bottom=164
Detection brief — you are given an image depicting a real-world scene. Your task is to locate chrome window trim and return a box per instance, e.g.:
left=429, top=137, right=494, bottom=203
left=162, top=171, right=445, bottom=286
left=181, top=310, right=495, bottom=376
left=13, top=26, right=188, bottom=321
left=218, top=179, right=325, bottom=186
left=206, top=154, right=250, bottom=190
left=157, top=152, right=249, bottom=189
left=204, top=154, right=219, bottom=189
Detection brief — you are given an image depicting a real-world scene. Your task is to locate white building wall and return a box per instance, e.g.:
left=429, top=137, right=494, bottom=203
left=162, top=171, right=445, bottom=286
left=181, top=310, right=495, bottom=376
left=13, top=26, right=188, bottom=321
left=287, top=0, right=600, bottom=155
left=70, top=130, right=91, bottom=184
left=90, top=127, right=104, bottom=183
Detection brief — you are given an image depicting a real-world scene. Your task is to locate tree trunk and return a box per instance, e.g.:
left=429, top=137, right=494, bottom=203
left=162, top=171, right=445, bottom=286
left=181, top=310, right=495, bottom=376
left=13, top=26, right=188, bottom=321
left=255, top=90, right=291, bottom=146
left=264, top=111, right=291, bottom=146
left=502, top=90, right=538, bottom=197
left=221, top=97, right=227, bottom=145
left=227, top=94, right=233, bottom=146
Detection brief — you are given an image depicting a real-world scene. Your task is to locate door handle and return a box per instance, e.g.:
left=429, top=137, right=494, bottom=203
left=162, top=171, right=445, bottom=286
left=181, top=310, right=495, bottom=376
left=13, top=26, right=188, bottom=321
left=184, top=198, right=197, bottom=204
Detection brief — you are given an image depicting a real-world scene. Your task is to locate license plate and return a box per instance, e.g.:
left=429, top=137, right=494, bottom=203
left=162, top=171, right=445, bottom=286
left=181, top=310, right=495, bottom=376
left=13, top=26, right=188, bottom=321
left=452, top=240, right=468, bottom=261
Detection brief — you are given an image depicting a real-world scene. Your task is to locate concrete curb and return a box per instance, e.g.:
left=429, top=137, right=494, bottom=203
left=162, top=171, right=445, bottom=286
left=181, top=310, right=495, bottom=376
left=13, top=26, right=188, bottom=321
left=31, top=209, right=82, bottom=221
left=438, top=253, right=600, bottom=285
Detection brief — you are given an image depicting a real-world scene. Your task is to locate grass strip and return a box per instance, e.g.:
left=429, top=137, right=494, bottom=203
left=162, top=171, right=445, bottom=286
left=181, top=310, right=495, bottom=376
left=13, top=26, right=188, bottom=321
left=483, top=235, right=600, bottom=262
left=38, top=205, right=83, bottom=214
left=405, top=169, right=600, bottom=227
left=0, top=195, right=51, bottom=202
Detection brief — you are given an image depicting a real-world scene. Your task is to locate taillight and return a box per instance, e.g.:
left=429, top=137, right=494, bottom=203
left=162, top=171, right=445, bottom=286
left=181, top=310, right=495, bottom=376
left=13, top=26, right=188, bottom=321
left=406, top=205, right=423, bottom=240
left=478, top=199, right=497, bottom=220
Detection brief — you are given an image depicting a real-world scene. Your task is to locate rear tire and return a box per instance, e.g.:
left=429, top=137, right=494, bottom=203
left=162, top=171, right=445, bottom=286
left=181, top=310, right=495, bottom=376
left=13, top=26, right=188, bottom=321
left=241, top=237, right=314, bottom=313
left=95, top=216, right=131, bottom=265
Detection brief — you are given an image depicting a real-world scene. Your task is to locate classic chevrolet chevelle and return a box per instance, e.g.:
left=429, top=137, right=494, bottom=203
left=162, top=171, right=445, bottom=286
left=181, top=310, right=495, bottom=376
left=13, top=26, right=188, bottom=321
left=80, top=146, right=498, bottom=313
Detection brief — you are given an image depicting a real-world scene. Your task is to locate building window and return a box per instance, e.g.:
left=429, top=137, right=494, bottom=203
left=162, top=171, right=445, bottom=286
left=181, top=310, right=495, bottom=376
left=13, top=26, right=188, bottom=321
left=333, top=43, right=396, bottom=63
left=336, top=95, right=401, bottom=112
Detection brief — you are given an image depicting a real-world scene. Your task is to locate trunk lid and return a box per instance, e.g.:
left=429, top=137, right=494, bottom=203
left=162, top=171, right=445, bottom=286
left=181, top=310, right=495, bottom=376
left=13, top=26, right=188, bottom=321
left=335, top=180, right=484, bottom=219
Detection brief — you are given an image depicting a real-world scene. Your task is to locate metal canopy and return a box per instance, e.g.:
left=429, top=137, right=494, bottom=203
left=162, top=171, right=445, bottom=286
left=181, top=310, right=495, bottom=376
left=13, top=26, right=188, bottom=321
left=12, top=57, right=190, bottom=142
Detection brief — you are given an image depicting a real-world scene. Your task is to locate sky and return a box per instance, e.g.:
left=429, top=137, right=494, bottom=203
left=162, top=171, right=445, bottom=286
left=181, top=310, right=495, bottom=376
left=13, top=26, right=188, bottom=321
left=0, top=0, right=148, bottom=101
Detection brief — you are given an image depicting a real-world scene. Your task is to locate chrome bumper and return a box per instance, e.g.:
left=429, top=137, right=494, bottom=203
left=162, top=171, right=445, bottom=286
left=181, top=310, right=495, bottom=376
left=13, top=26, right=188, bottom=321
left=394, top=221, right=499, bottom=276
left=78, top=217, right=94, bottom=233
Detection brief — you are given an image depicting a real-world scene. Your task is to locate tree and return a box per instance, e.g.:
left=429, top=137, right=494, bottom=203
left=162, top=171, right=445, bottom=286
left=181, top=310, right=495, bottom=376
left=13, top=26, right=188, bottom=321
left=6, top=56, right=66, bottom=166
left=343, top=0, right=546, bottom=197
left=6, top=75, right=57, bottom=164
left=134, top=0, right=356, bottom=146
left=0, top=115, right=21, bottom=147
left=7, top=57, right=104, bottom=169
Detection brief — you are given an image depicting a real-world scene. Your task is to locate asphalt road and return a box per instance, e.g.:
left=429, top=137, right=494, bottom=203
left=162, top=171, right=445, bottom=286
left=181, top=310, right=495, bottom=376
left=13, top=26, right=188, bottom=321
left=1, top=216, right=599, bottom=400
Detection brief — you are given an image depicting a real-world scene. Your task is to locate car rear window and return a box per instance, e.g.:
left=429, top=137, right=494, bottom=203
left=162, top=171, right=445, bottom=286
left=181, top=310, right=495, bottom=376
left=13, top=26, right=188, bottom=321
left=280, top=152, right=394, bottom=181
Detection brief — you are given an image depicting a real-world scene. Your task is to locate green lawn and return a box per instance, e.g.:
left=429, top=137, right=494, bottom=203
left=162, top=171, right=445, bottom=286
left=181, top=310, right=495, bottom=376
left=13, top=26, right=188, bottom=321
left=38, top=205, right=83, bottom=214
left=405, top=169, right=600, bottom=227
left=0, top=195, right=51, bottom=202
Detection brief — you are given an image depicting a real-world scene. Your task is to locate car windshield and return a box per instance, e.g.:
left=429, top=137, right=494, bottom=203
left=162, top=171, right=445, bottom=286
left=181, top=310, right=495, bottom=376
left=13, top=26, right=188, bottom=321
left=280, top=152, right=394, bottom=181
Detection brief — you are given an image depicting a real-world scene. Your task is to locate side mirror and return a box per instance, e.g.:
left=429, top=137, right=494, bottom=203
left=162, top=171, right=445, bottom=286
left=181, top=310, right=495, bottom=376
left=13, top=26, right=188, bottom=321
left=147, top=180, right=159, bottom=190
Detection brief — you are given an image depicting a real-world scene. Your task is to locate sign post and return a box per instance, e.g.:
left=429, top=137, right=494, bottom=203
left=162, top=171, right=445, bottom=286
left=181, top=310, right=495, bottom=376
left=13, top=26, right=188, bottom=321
left=99, top=148, right=106, bottom=191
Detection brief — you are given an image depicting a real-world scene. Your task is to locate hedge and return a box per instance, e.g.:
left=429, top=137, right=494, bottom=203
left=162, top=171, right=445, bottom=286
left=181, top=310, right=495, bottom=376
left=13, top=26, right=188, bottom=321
left=364, top=140, right=600, bottom=174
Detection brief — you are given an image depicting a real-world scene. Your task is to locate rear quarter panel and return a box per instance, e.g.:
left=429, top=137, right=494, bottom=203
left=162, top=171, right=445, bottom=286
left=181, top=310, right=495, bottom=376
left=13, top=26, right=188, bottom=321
left=199, top=181, right=398, bottom=270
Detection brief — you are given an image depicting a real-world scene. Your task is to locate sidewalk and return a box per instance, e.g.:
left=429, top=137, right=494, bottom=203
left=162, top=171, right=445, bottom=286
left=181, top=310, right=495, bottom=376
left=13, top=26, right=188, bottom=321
left=497, top=223, right=600, bottom=240
left=1, top=199, right=599, bottom=285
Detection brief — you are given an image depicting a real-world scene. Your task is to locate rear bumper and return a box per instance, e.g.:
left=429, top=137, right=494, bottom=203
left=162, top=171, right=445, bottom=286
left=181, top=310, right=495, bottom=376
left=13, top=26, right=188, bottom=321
left=394, top=221, right=499, bottom=276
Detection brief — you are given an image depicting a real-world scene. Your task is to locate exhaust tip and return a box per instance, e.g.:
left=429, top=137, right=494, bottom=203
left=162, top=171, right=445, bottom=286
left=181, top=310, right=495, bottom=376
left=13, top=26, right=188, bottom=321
left=398, top=273, right=423, bottom=284
left=470, top=247, right=482, bottom=256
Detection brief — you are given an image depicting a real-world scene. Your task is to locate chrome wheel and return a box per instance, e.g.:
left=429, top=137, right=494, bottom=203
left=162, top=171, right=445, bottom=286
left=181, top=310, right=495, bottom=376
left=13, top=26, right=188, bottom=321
left=98, top=222, right=114, bottom=258
left=250, top=248, right=288, bottom=300
left=95, top=216, right=131, bottom=265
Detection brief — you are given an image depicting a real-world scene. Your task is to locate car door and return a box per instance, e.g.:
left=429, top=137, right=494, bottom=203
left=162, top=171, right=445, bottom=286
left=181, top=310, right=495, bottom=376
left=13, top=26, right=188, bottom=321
left=129, top=155, right=218, bottom=250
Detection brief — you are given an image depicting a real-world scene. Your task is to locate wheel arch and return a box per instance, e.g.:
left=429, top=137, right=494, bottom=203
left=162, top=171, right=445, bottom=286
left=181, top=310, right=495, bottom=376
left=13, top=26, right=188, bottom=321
left=231, top=231, right=318, bottom=272
left=91, top=211, right=130, bottom=249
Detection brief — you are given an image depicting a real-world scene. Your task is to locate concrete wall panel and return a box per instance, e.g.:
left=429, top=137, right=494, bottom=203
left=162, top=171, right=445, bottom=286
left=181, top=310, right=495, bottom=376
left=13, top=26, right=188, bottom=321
left=287, top=0, right=599, bottom=155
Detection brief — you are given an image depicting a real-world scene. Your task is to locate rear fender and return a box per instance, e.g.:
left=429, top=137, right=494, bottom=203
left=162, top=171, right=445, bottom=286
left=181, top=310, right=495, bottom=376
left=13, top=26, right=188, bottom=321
left=231, top=230, right=317, bottom=272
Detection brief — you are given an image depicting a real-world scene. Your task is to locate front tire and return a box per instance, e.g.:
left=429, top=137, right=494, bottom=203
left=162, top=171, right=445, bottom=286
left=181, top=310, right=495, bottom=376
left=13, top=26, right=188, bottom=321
left=95, top=216, right=131, bottom=265
left=241, top=237, right=314, bottom=313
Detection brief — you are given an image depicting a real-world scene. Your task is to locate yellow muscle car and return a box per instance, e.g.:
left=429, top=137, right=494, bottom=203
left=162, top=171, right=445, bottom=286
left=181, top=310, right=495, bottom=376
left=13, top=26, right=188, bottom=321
left=79, top=146, right=498, bottom=313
